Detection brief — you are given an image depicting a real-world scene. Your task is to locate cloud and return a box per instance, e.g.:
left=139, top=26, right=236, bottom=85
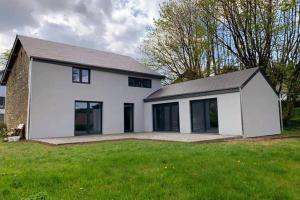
left=0, top=0, right=165, bottom=66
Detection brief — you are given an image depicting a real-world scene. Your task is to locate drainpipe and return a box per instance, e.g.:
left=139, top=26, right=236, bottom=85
left=239, top=87, right=244, bottom=137
left=26, top=58, right=33, bottom=140
left=279, top=93, right=283, bottom=133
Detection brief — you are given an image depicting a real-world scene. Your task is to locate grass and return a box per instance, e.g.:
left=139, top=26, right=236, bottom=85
left=284, top=107, right=300, bottom=135
left=1, top=139, right=300, bottom=200
left=0, top=107, right=299, bottom=199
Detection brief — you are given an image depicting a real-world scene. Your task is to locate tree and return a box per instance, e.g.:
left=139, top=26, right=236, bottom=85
left=0, top=49, right=10, bottom=69
left=142, top=0, right=300, bottom=123
left=203, top=0, right=300, bottom=122
left=142, top=0, right=213, bottom=83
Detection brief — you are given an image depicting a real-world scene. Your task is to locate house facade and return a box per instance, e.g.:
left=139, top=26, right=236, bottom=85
left=1, top=35, right=282, bottom=139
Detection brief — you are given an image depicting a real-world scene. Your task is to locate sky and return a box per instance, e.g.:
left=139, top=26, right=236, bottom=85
left=0, top=0, right=164, bottom=68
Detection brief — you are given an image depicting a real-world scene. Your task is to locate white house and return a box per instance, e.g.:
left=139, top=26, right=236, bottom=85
left=1, top=35, right=282, bottom=139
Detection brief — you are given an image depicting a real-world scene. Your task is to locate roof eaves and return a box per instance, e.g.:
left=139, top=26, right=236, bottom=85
left=32, top=56, right=165, bottom=79
left=144, top=87, right=240, bottom=103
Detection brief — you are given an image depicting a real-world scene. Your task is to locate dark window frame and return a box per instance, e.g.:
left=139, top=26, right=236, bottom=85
left=152, top=102, right=180, bottom=132
left=72, top=67, right=91, bottom=84
left=190, top=98, right=219, bottom=133
left=74, top=100, right=103, bottom=136
left=128, top=77, right=152, bottom=88
left=124, top=103, right=134, bottom=132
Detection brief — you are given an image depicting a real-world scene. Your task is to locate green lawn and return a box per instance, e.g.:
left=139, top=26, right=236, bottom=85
left=1, top=107, right=299, bottom=200
left=1, top=138, right=300, bottom=200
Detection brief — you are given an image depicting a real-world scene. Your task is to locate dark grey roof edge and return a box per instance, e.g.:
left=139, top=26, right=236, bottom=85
left=0, top=35, right=165, bottom=85
left=144, top=88, right=240, bottom=102
left=32, top=57, right=165, bottom=79
left=144, top=67, right=279, bottom=103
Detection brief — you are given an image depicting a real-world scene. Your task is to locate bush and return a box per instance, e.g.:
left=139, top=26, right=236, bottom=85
left=0, top=123, right=7, bottom=137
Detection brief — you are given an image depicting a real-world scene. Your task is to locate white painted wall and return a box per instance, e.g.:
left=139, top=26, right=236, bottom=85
left=28, top=60, right=161, bottom=139
left=241, top=72, right=281, bottom=137
left=0, top=86, right=5, bottom=115
left=144, top=92, right=243, bottom=136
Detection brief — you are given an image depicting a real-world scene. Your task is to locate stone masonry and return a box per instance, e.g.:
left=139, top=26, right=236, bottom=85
left=5, top=46, right=29, bottom=130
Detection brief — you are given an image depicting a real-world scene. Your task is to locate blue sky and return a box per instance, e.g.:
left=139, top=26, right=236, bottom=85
left=0, top=0, right=164, bottom=68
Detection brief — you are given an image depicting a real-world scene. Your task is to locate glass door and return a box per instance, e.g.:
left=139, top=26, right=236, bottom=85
left=153, top=102, right=179, bottom=132
left=75, top=101, right=102, bottom=136
left=124, top=103, right=134, bottom=132
left=191, top=101, right=206, bottom=132
left=190, top=98, right=218, bottom=133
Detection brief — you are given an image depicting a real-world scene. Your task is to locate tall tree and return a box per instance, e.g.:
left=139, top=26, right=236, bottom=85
left=143, top=0, right=300, bottom=122
left=142, top=0, right=213, bottom=83
left=202, top=0, right=300, bottom=122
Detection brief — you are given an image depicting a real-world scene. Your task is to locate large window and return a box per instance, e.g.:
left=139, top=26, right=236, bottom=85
left=128, top=77, right=151, bottom=88
left=72, top=67, right=90, bottom=84
left=190, top=98, right=218, bottom=133
left=75, top=101, right=102, bottom=135
left=153, top=102, right=179, bottom=132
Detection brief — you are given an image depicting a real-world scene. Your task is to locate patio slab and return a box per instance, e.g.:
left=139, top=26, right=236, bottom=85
left=33, top=133, right=240, bottom=145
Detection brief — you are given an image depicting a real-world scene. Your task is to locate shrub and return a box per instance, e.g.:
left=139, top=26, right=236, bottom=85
left=0, top=123, right=7, bottom=137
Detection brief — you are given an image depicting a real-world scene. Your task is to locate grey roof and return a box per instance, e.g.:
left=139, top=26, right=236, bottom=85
left=17, top=35, right=163, bottom=78
left=145, top=67, right=260, bottom=102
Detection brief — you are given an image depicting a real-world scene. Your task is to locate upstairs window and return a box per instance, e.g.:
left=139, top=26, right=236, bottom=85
left=128, top=77, right=152, bottom=88
left=72, top=67, right=90, bottom=84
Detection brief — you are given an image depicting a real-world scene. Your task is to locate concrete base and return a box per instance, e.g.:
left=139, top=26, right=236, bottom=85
left=33, top=132, right=240, bottom=145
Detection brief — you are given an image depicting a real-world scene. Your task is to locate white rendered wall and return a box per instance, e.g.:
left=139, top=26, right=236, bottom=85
left=241, top=72, right=281, bottom=137
left=28, top=60, right=161, bottom=139
left=0, top=86, right=5, bottom=115
left=144, top=92, right=243, bottom=136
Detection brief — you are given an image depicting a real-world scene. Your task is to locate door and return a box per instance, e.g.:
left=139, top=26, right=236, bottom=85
left=191, top=101, right=206, bottom=132
left=191, top=98, right=218, bottom=133
left=153, top=102, right=179, bottom=132
left=75, top=101, right=102, bottom=135
left=124, top=103, right=134, bottom=132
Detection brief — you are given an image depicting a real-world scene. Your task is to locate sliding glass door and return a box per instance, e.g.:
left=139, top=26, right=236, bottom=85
left=153, top=102, right=179, bottom=132
left=191, top=98, right=218, bottom=133
left=75, top=101, right=102, bottom=136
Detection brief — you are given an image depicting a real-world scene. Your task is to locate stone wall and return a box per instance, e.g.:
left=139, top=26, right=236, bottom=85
left=5, top=46, right=29, bottom=131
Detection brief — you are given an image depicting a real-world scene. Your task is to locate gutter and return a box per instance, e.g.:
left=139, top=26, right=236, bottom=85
left=279, top=93, right=283, bottom=133
left=239, top=87, right=245, bottom=137
left=144, top=88, right=240, bottom=103
left=32, top=56, right=165, bottom=80
left=26, top=58, right=33, bottom=139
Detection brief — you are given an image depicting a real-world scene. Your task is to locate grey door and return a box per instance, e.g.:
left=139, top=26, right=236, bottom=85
left=191, top=101, right=206, bottom=132
left=191, top=98, right=218, bottom=133
left=153, top=102, right=179, bottom=132
left=124, top=103, right=134, bottom=132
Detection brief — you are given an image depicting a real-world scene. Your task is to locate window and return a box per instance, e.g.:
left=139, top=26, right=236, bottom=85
left=0, top=97, right=5, bottom=109
left=128, top=77, right=152, bottom=88
left=72, top=67, right=90, bottom=84
left=75, top=101, right=102, bottom=135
